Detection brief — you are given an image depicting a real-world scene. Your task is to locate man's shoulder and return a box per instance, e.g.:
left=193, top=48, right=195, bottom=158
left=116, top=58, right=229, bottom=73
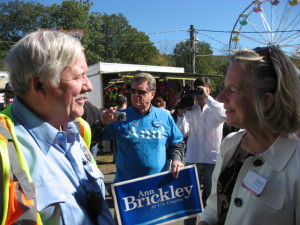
left=84, top=101, right=98, bottom=111
left=123, top=106, right=133, bottom=112
left=152, top=106, right=172, bottom=117
left=82, top=102, right=100, bottom=124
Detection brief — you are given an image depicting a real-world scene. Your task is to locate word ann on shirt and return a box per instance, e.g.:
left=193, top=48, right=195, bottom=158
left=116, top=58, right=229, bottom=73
left=126, top=126, right=165, bottom=139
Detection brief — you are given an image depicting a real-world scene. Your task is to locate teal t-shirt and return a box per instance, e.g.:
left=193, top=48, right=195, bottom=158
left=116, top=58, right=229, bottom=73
left=102, top=106, right=183, bottom=182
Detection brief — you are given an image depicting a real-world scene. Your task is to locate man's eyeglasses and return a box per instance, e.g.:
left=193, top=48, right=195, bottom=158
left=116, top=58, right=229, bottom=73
left=131, top=88, right=149, bottom=95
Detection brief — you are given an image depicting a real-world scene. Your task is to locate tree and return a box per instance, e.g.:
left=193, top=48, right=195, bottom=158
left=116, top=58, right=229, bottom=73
left=0, top=1, right=48, bottom=69
left=173, top=40, right=221, bottom=74
left=155, top=54, right=175, bottom=67
left=173, top=41, right=191, bottom=72
left=0, top=0, right=159, bottom=69
left=100, top=13, right=159, bottom=65
left=83, top=11, right=105, bottom=65
left=290, top=47, right=300, bottom=69
left=173, top=40, right=227, bottom=96
left=42, top=0, right=105, bottom=65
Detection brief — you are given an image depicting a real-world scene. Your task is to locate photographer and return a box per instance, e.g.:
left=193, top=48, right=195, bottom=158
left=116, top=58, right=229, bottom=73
left=177, top=77, right=226, bottom=225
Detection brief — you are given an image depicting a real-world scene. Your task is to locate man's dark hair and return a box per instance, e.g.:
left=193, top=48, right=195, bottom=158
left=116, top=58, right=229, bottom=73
left=194, top=77, right=211, bottom=88
left=116, top=94, right=127, bottom=107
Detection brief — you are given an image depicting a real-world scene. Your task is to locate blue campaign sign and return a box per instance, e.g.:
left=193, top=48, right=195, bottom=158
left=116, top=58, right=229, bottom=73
left=111, top=165, right=202, bottom=225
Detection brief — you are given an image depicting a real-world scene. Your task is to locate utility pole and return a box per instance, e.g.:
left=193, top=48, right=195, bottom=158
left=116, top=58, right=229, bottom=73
left=190, top=25, right=195, bottom=74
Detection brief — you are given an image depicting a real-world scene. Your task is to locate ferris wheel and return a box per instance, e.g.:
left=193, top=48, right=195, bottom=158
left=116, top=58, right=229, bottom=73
left=229, top=0, right=300, bottom=58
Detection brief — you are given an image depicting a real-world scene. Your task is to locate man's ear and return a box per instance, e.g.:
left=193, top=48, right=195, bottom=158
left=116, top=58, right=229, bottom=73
left=32, top=75, right=45, bottom=97
left=262, top=92, right=275, bottom=111
left=150, top=91, right=156, bottom=100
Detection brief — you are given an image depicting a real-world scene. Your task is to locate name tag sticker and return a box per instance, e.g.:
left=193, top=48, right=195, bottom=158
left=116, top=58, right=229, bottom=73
left=152, top=119, right=162, bottom=127
left=242, top=170, right=268, bottom=196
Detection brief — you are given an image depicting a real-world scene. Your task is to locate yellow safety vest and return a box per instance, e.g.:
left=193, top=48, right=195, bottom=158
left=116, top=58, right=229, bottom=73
left=74, top=117, right=96, bottom=164
left=0, top=114, right=42, bottom=225
left=75, top=117, right=92, bottom=149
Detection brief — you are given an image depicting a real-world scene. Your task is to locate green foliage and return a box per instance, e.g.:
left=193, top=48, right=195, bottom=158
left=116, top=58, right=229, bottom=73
left=0, top=0, right=227, bottom=74
left=99, top=13, right=159, bottom=64
left=0, top=0, right=159, bottom=69
left=173, top=41, right=191, bottom=72
left=0, top=1, right=47, bottom=69
left=173, top=40, right=228, bottom=96
left=155, top=54, right=175, bottom=67
left=173, top=40, right=227, bottom=75
left=82, top=11, right=105, bottom=65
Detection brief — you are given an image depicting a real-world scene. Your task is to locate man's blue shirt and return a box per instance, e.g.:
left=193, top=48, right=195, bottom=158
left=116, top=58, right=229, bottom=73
left=11, top=97, right=113, bottom=225
left=102, top=106, right=183, bottom=182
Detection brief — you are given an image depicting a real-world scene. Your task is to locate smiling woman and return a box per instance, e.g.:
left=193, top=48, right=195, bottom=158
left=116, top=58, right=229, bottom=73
left=199, top=46, right=300, bottom=225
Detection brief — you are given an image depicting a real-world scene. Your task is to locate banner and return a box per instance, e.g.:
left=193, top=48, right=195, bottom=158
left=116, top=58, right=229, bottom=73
left=111, top=165, right=202, bottom=225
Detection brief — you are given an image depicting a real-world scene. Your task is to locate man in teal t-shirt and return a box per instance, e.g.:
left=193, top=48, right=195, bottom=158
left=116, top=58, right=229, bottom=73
left=101, top=73, right=185, bottom=182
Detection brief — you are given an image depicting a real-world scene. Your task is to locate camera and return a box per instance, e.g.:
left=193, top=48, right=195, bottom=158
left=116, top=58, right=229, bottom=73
left=114, top=111, right=126, bottom=121
left=184, top=87, right=203, bottom=95
left=178, top=86, right=203, bottom=110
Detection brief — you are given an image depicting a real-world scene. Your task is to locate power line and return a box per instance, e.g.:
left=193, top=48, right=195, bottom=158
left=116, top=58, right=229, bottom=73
left=196, top=31, right=229, bottom=47
left=146, top=29, right=189, bottom=35
left=196, top=28, right=300, bottom=34
left=1, top=27, right=299, bottom=46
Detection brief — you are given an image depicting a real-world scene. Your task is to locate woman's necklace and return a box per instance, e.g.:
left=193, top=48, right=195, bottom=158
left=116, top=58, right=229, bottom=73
left=245, top=134, right=258, bottom=156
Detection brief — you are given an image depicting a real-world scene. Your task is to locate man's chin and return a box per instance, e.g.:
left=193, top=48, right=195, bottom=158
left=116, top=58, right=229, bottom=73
left=71, top=110, right=84, bottom=120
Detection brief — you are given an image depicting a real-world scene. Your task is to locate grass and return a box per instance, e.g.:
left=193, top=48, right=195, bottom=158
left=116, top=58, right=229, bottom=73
left=97, top=153, right=114, bottom=163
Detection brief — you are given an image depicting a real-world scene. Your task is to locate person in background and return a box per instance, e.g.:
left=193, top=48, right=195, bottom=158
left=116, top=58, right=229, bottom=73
left=82, top=96, right=102, bottom=160
left=153, top=96, right=170, bottom=113
left=177, top=77, right=226, bottom=225
left=172, top=102, right=186, bottom=128
left=0, top=82, right=15, bottom=108
left=101, top=73, right=185, bottom=183
left=2, top=30, right=114, bottom=225
left=116, top=94, right=127, bottom=110
left=172, top=102, right=188, bottom=153
left=108, top=94, right=128, bottom=162
left=199, top=46, right=300, bottom=225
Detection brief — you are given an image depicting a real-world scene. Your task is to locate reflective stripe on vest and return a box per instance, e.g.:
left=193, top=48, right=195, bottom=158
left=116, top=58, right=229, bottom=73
left=74, top=117, right=96, bottom=164
left=0, top=119, right=39, bottom=225
left=74, top=117, right=92, bottom=149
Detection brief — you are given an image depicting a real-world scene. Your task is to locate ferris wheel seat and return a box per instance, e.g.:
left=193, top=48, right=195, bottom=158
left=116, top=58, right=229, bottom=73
left=270, top=0, right=280, bottom=5
left=231, top=37, right=240, bottom=42
left=253, top=6, right=263, bottom=13
left=240, top=19, right=248, bottom=26
left=289, top=0, right=299, bottom=6
left=229, top=0, right=299, bottom=57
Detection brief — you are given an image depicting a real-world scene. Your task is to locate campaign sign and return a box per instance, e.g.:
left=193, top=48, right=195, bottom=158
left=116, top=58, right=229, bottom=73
left=111, top=165, right=202, bottom=225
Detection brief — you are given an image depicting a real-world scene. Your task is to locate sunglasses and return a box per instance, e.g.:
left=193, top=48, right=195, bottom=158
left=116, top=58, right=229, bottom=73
left=253, top=47, right=273, bottom=65
left=253, top=46, right=278, bottom=93
left=131, top=88, right=150, bottom=95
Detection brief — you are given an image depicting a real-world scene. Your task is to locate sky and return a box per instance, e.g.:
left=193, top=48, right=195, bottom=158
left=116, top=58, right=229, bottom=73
left=12, top=0, right=300, bottom=55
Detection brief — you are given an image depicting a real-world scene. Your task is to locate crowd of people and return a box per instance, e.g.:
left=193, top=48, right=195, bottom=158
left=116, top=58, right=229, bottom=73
left=1, top=30, right=300, bottom=225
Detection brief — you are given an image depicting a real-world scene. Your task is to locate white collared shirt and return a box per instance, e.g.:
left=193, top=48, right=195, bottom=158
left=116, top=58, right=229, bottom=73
left=177, top=95, right=226, bottom=164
